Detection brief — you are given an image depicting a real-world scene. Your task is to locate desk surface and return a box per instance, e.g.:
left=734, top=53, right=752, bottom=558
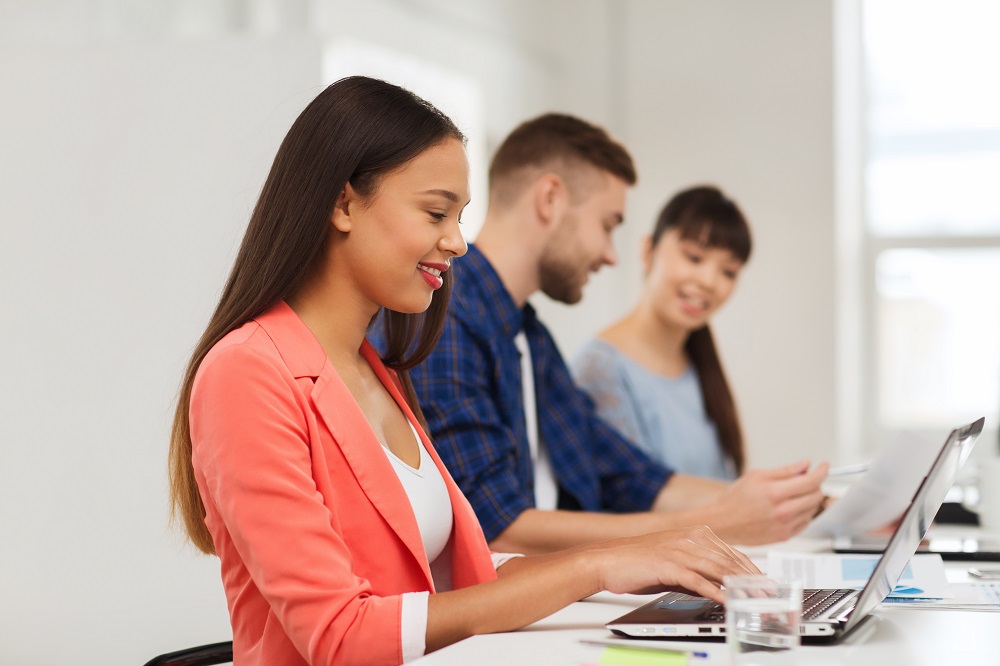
left=413, top=534, right=1000, bottom=666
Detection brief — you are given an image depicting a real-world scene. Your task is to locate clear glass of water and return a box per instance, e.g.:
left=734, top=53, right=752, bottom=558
left=725, top=575, right=802, bottom=664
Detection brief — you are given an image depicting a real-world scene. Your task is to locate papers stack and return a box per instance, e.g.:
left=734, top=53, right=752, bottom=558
left=764, top=552, right=1000, bottom=612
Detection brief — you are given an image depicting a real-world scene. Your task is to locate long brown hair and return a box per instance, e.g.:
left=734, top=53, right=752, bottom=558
left=652, top=185, right=752, bottom=473
left=169, top=76, right=465, bottom=554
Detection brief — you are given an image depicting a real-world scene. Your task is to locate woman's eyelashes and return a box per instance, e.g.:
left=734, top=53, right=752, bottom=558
left=681, top=244, right=741, bottom=279
left=427, top=210, right=464, bottom=224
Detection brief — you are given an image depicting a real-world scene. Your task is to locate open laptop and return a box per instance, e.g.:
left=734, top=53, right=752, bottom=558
left=607, top=417, right=985, bottom=642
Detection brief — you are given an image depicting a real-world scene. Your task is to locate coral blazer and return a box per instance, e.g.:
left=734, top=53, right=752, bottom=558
left=190, top=301, right=497, bottom=666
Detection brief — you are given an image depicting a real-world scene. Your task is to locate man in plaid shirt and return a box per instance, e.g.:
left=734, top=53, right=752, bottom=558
left=406, top=114, right=828, bottom=554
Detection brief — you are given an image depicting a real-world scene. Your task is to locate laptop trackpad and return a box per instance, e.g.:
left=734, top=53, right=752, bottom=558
left=632, top=593, right=720, bottom=623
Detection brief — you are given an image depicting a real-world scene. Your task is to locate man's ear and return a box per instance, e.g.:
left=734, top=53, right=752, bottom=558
left=331, top=183, right=358, bottom=233
left=533, top=173, right=568, bottom=228
left=641, top=234, right=655, bottom=275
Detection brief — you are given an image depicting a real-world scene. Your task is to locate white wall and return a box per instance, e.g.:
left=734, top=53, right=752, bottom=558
left=612, top=0, right=838, bottom=469
left=0, top=2, right=620, bottom=663
left=533, top=0, right=838, bottom=469
left=0, top=37, right=324, bottom=665
left=0, top=1, right=840, bottom=663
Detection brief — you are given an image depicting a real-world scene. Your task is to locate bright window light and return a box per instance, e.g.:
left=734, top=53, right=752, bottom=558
left=863, top=0, right=1000, bottom=438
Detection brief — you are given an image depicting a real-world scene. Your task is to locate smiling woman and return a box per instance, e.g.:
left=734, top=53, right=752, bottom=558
left=572, top=185, right=753, bottom=480
left=167, top=78, right=758, bottom=666
left=290, top=138, right=469, bottom=331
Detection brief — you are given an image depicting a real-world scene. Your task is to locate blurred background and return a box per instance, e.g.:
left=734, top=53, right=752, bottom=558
left=1, top=0, right=997, bottom=662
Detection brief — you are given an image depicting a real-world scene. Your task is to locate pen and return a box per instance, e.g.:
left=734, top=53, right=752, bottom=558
left=827, top=463, right=869, bottom=477
left=969, top=567, right=1000, bottom=579
left=579, top=638, right=708, bottom=658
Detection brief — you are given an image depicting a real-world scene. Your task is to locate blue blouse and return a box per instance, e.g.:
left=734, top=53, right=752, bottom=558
left=572, top=339, right=737, bottom=481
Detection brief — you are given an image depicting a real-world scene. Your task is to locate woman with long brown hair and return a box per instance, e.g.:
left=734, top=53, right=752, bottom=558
left=168, top=78, right=757, bottom=666
left=573, top=185, right=752, bottom=480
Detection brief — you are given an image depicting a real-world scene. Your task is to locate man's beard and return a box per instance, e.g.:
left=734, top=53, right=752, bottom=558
left=538, top=249, right=586, bottom=305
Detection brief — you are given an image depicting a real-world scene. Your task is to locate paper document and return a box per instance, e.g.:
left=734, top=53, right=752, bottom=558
left=885, top=582, right=1000, bottom=612
left=803, top=432, right=942, bottom=538
left=765, top=552, right=951, bottom=600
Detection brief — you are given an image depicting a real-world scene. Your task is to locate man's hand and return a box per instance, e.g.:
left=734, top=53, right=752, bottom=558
left=711, top=460, right=829, bottom=545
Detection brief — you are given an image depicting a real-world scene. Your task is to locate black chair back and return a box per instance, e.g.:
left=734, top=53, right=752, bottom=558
left=142, top=640, right=233, bottom=666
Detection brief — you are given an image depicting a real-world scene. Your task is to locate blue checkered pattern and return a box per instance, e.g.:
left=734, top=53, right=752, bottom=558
left=406, top=245, right=673, bottom=542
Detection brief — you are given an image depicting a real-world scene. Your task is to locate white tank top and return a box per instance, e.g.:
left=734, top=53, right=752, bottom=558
left=383, top=421, right=455, bottom=590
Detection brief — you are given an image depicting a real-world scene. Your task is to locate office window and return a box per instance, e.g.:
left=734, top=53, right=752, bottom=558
left=863, top=0, right=1000, bottom=444
left=876, top=248, right=1000, bottom=429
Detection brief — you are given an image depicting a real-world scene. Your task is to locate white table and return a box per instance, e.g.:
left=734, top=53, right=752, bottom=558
left=412, top=545, right=1000, bottom=665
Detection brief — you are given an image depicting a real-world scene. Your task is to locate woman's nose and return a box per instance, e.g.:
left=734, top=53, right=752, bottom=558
left=696, top=264, right=719, bottom=291
left=440, top=219, right=468, bottom=257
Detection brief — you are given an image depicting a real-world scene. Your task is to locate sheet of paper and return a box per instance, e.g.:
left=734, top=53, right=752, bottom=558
left=738, top=536, right=833, bottom=560
left=879, top=583, right=1000, bottom=611
left=765, top=552, right=951, bottom=599
left=802, top=431, right=942, bottom=538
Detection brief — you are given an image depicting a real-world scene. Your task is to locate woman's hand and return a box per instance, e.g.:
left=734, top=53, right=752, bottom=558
left=428, top=525, right=755, bottom=650
left=588, top=525, right=760, bottom=604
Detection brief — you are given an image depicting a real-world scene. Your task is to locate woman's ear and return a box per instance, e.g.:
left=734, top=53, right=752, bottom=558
left=641, top=234, right=655, bottom=275
left=331, top=183, right=357, bottom=233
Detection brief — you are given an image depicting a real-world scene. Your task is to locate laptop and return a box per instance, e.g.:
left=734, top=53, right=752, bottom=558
left=607, top=417, right=985, bottom=642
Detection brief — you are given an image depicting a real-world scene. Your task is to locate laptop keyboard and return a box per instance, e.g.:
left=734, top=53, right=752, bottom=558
left=691, top=588, right=855, bottom=622
left=801, top=588, right=854, bottom=620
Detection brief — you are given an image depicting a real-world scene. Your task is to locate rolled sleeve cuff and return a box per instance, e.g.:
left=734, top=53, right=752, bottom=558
left=637, top=464, right=673, bottom=511
left=490, top=552, right=524, bottom=569
left=471, top=474, right=535, bottom=543
left=400, top=591, right=429, bottom=663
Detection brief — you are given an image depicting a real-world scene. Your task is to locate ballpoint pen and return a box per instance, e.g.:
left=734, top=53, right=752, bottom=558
left=827, top=463, right=869, bottom=477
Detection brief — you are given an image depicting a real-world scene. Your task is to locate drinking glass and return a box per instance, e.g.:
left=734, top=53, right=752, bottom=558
left=725, top=575, right=802, bottom=664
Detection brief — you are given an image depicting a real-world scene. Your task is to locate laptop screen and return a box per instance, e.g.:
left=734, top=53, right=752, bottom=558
left=843, top=417, right=984, bottom=632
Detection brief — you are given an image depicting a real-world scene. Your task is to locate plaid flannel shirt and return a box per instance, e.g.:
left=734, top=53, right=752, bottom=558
left=406, top=245, right=673, bottom=542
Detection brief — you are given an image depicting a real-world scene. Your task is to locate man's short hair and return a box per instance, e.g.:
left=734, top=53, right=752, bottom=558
left=488, top=113, right=637, bottom=206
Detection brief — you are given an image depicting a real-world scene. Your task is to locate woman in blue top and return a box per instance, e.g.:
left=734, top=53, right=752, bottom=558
left=573, top=185, right=751, bottom=480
